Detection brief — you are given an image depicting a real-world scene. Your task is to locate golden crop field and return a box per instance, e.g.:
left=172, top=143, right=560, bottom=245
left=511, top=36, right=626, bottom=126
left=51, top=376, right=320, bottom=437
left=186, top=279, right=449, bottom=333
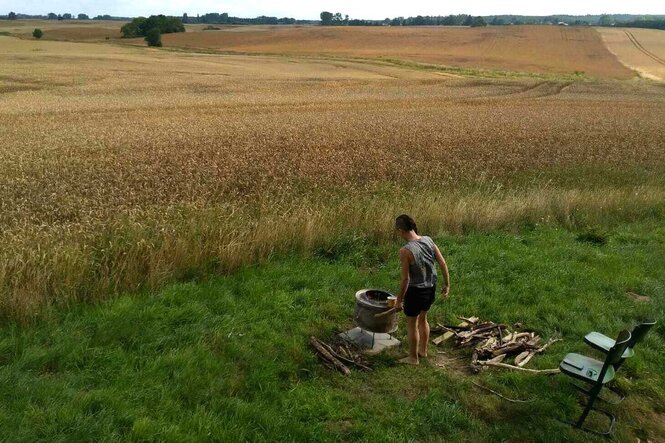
left=1, top=24, right=665, bottom=319
left=599, top=27, right=665, bottom=81
left=0, top=19, right=123, bottom=40
left=154, top=25, right=634, bottom=78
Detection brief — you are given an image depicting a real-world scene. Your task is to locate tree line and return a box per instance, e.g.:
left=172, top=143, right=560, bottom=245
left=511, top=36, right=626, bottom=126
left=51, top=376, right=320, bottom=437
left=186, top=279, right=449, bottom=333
left=2, top=10, right=665, bottom=31
left=320, top=12, right=487, bottom=27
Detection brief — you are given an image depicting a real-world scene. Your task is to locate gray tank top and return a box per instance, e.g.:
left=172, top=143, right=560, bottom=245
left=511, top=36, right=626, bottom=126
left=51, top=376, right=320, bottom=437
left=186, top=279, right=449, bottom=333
left=404, top=236, right=437, bottom=288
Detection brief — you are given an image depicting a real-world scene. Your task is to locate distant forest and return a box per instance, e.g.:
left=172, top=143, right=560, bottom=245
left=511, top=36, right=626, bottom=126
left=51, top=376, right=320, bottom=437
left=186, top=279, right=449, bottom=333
left=2, top=11, right=665, bottom=30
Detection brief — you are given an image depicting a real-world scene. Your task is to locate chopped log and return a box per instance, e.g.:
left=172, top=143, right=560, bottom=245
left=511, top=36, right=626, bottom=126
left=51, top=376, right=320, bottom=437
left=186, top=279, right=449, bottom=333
left=477, top=360, right=560, bottom=375
left=508, top=332, right=531, bottom=343
left=491, top=341, right=531, bottom=357
left=460, top=324, right=507, bottom=344
left=527, top=335, right=541, bottom=346
left=458, top=316, right=479, bottom=324
left=441, top=324, right=472, bottom=331
left=487, top=354, right=507, bottom=364
left=310, top=336, right=351, bottom=375
left=514, top=351, right=531, bottom=366
left=433, top=319, right=472, bottom=345
left=433, top=330, right=456, bottom=345
left=516, top=352, right=536, bottom=367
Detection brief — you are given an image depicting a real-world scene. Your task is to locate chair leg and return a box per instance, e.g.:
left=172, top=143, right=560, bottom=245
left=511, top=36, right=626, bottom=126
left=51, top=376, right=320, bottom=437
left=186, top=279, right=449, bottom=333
left=571, top=381, right=625, bottom=405
left=575, top=387, right=598, bottom=428
left=572, top=385, right=617, bottom=437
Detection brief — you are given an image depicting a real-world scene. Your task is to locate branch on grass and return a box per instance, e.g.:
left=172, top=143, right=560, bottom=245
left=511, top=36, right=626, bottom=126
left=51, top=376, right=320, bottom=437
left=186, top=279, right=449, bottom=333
left=477, top=360, right=560, bottom=375
left=471, top=381, right=535, bottom=403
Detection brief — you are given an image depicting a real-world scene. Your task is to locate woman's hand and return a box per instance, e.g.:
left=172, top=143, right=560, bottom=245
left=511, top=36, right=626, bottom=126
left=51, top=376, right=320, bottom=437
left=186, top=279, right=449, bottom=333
left=394, top=299, right=403, bottom=312
left=441, top=285, right=450, bottom=299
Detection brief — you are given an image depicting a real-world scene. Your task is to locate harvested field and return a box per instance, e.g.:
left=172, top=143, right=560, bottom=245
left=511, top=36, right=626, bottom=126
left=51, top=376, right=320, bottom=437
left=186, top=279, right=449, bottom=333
left=0, top=19, right=124, bottom=41
left=1, top=34, right=665, bottom=318
left=599, top=27, right=665, bottom=81
left=155, top=25, right=634, bottom=78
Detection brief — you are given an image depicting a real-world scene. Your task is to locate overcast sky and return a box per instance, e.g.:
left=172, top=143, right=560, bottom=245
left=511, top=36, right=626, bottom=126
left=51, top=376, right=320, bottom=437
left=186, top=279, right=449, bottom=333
left=2, top=0, right=664, bottom=20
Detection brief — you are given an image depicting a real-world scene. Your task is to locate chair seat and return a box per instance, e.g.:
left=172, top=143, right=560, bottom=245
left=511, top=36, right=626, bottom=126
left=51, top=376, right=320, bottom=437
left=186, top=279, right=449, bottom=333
left=559, top=353, right=615, bottom=384
left=584, top=332, right=634, bottom=358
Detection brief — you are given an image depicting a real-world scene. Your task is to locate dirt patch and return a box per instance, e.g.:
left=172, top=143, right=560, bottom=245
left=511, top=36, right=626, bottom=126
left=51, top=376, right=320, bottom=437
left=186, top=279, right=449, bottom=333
left=626, top=292, right=651, bottom=303
left=430, top=350, right=473, bottom=375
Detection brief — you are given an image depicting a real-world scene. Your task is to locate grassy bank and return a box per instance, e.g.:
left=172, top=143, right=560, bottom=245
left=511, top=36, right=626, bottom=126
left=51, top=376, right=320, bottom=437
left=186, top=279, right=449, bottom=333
left=2, top=183, right=665, bottom=321
left=1, top=220, right=663, bottom=441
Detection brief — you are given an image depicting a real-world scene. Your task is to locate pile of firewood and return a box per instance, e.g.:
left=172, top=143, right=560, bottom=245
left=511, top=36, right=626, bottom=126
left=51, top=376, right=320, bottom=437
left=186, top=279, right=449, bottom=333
left=432, top=316, right=561, bottom=374
left=310, top=336, right=372, bottom=375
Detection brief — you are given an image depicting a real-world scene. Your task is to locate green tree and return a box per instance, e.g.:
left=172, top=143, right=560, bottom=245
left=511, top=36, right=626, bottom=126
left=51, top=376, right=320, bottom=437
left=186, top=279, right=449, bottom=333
left=78, top=14, right=89, bottom=20
left=145, top=28, right=162, bottom=47
left=62, top=13, right=72, bottom=20
left=120, top=17, right=145, bottom=37
left=470, top=16, right=487, bottom=27
left=320, top=11, right=333, bottom=25
left=47, top=13, right=57, bottom=20
left=121, top=15, right=185, bottom=38
left=8, top=11, right=17, bottom=20
left=598, top=14, right=615, bottom=26
left=32, top=28, right=43, bottom=39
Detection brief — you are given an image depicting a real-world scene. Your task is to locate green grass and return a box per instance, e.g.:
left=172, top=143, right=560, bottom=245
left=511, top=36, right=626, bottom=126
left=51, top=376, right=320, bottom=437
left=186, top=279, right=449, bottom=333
left=1, top=220, right=663, bottom=442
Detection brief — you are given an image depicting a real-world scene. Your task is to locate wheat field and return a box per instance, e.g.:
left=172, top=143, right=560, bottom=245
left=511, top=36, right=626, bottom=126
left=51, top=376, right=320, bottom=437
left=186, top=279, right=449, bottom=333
left=1, top=30, right=665, bottom=319
left=153, top=25, right=634, bottom=78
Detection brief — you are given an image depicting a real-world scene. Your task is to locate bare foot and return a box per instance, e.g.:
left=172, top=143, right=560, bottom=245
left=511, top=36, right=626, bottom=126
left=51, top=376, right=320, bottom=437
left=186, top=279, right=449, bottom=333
left=418, top=352, right=428, bottom=358
left=399, top=356, right=419, bottom=365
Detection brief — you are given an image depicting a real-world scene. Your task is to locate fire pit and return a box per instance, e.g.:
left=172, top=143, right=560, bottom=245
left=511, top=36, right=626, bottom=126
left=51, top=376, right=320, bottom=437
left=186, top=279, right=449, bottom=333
left=339, top=288, right=401, bottom=354
left=354, top=289, right=398, bottom=334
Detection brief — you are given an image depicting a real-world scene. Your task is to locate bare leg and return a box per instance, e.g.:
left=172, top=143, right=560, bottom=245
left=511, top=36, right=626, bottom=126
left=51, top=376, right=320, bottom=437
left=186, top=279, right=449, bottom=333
left=417, top=311, right=429, bottom=358
left=399, top=316, right=419, bottom=365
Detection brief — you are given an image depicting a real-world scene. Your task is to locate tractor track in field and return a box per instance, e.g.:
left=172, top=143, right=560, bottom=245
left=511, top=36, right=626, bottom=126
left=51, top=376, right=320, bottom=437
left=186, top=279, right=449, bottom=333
left=477, top=80, right=573, bottom=101
left=624, top=31, right=665, bottom=67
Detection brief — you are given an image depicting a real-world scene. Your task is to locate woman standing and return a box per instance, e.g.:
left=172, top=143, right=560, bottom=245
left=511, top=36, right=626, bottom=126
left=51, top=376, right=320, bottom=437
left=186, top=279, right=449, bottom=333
left=394, top=214, right=450, bottom=365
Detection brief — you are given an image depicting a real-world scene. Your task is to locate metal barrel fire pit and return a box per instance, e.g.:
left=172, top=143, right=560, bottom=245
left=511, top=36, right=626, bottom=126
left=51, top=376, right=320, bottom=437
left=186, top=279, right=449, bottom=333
left=354, top=289, right=398, bottom=334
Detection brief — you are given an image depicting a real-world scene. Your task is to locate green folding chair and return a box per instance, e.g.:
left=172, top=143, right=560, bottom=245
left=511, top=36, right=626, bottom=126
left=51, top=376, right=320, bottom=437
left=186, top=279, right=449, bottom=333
left=584, top=319, right=656, bottom=370
left=559, top=329, right=631, bottom=437
left=583, top=319, right=656, bottom=404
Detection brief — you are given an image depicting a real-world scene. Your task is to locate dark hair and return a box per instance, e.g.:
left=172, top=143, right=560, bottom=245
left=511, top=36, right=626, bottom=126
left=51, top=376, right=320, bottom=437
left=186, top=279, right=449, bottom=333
left=395, top=214, right=418, bottom=233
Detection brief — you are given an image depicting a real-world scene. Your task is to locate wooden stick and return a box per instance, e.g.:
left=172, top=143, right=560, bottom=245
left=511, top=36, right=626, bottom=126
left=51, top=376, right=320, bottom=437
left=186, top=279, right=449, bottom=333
left=374, top=307, right=401, bottom=318
left=514, top=351, right=531, bottom=366
left=516, top=352, right=536, bottom=367
left=433, top=322, right=467, bottom=345
left=319, top=340, right=372, bottom=371
left=486, top=354, right=507, bottom=364
left=471, top=382, right=535, bottom=403
left=535, top=338, right=562, bottom=353
left=477, top=361, right=560, bottom=374
left=310, top=336, right=351, bottom=375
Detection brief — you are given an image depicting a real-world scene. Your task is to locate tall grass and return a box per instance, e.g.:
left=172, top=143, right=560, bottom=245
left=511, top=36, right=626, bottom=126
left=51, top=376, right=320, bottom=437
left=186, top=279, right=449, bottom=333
left=2, top=185, right=663, bottom=321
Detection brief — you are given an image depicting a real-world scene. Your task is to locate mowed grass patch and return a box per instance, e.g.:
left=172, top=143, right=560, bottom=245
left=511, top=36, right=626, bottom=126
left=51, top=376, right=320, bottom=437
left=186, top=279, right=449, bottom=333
left=1, top=220, right=663, bottom=442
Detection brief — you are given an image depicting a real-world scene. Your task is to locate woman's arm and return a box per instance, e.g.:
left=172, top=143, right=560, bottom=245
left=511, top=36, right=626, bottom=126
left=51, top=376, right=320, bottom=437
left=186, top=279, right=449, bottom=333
left=395, top=248, right=411, bottom=310
left=434, top=244, right=450, bottom=299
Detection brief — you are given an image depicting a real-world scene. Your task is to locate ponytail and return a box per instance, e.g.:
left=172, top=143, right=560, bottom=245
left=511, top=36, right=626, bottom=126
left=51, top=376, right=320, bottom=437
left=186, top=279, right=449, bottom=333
left=395, top=214, right=418, bottom=234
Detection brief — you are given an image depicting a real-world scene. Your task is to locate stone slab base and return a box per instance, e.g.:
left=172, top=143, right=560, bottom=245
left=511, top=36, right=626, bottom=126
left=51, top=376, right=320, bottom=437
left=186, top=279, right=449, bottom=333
left=338, top=327, right=401, bottom=355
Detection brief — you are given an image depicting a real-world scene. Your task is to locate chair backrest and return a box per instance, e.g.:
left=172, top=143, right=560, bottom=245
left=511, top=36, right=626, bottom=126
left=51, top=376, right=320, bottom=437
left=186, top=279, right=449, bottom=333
left=628, top=319, right=657, bottom=349
left=603, top=330, right=631, bottom=370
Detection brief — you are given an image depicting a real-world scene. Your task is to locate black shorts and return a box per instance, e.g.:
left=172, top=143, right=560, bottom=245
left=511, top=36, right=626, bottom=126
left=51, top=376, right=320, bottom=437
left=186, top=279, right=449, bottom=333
left=403, top=285, right=436, bottom=317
